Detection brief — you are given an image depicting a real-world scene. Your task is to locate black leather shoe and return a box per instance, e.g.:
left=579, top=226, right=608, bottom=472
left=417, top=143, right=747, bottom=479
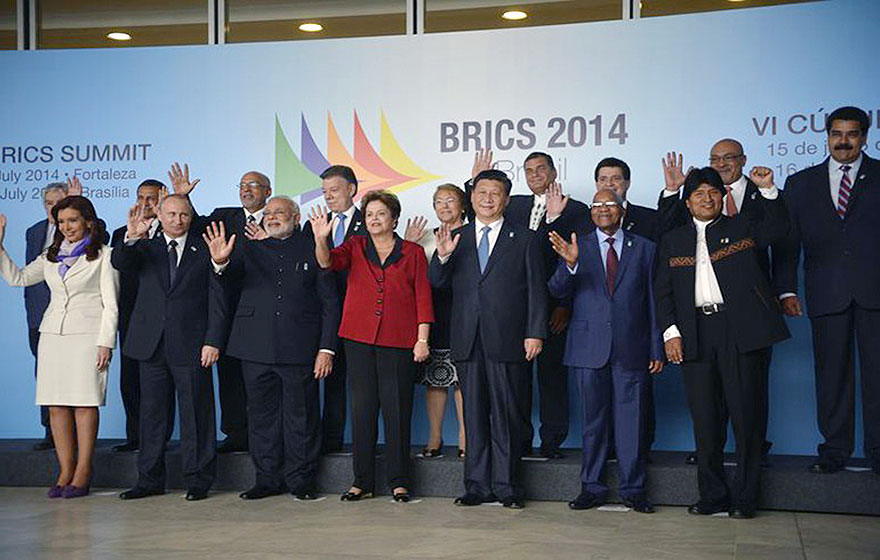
left=453, top=493, right=483, bottom=506
left=687, top=502, right=729, bottom=515
left=217, top=438, right=247, bottom=454
left=239, top=486, right=283, bottom=500
left=119, top=486, right=164, bottom=500
left=392, top=490, right=411, bottom=503
left=568, top=491, right=605, bottom=510
left=340, top=489, right=373, bottom=501
left=685, top=453, right=697, bottom=465
left=293, top=489, right=319, bottom=500
left=539, top=447, right=563, bottom=459
left=729, top=508, right=756, bottom=519
left=809, top=459, right=842, bottom=474
left=185, top=488, right=209, bottom=501
left=501, top=496, right=524, bottom=509
left=112, top=442, right=139, bottom=452
left=622, top=495, right=655, bottom=514
left=32, top=437, right=54, bottom=451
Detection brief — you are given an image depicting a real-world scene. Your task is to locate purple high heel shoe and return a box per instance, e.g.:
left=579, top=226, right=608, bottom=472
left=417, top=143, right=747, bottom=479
left=47, top=485, right=66, bottom=499
left=61, top=485, right=90, bottom=499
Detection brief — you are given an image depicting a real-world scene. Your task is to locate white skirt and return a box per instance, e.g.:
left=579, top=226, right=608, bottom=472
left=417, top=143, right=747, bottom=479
left=36, top=332, right=108, bottom=406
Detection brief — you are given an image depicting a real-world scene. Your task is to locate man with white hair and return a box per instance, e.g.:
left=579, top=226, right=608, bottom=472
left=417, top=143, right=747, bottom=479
left=205, top=196, right=341, bottom=500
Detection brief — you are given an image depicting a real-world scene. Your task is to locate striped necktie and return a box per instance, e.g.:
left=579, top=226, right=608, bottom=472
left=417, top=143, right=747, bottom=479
left=836, top=165, right=852, bottom=218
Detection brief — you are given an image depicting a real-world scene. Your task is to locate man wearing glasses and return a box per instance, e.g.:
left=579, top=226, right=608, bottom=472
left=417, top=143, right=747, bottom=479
left=660, top=141, right=776, bottom=466
left=207, top=171, right=273, bottom=454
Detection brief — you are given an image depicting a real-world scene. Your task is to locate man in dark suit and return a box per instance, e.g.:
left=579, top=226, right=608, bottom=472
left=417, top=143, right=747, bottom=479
left=548, top=188, right=663, bottom=514
left=774, top=106, right=880, bottom=476
left=301, top=165, right=366, bottom=453
left=431, top=169, right=548, bottom=509
left=656, top=167, right=789, bottom=519
left=23, top=182, right=68, bottom=451
left=195, top=169, right=273, bottom=453
left=206, top=196, right=341, bottom=499
left=109, top=179, right=167, bottom=452
left=660, top=141, right=776, bottom=465
left=467, top=149, right=587, bottom=458
left=112, top=194, right=227, bottom=501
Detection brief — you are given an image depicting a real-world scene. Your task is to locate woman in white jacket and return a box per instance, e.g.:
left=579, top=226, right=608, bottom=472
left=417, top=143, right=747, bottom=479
left=0, top=195, right=118, bottom=499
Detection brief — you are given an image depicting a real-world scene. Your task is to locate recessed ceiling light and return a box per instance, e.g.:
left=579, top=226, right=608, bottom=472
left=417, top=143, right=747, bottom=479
left=501, top=10, right=528, bottom=21
left=107, top=31, right=131, bottom=41
left=298, top=23, right=323, bottom=32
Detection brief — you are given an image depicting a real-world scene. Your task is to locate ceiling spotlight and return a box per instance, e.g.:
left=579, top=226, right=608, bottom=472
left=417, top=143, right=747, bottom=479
left=106, top=31, right=131, bottom=41
left=298, top=23, right=323, bottom=32
left=501, top=10, right=528, bottom=21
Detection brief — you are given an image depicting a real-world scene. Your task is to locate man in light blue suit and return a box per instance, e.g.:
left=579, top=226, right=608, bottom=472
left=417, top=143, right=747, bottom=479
left=548, top=188, right=663, bottom=513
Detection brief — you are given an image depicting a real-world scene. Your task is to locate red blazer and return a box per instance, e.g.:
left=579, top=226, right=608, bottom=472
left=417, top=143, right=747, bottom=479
left=330, top=235, right=434, bottom=349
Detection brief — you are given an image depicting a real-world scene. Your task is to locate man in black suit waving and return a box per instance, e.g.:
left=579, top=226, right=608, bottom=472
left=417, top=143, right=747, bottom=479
left=431, top=169, right=548, bottom=509
left=112, top=193, right=227, bottom=501
left=301, top=165, right=366, bottom=453
left=774, top=106, right=880, bottom=476
left=206, top=196, right=341, bottom=500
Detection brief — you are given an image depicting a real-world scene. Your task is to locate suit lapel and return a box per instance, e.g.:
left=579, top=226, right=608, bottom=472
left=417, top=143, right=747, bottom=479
left=346, top=208, right=364, bottom=239
left=147, top=236, right=171, bottom=292
left=582, top=231, right=606, bottom=294
left=843, top=155, right=874, bottom=219
left=61, top=253, right=89, bottom=283
left=613, top=232, right=635, bottom=292
left=481, top=221, right=513, bottom=278
left=170, top=235, right=199, bottom=292
left=813, top=159, right=839, bottom=221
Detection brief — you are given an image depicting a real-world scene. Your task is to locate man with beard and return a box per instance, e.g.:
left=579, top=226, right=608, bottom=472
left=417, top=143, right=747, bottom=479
left=205, top=196, right=340, bottom=499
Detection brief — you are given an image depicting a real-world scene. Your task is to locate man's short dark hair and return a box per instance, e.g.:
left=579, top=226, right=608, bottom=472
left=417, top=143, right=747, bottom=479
left=524, top=151, right=555, bottom=171
left=826, top=106, right=870, bottom=135
left=137, top=179, right=166, bottom=191
left=320, top=165, right=359, bottom=194
left=683, top=167, right=725, bottom=200
left=473, top=169, right=512, bottom=195
left=594, top=157, right=631, bottom=181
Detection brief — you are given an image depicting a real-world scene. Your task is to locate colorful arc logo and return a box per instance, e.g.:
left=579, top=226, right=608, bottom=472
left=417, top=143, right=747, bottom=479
left=275, top=111, right=440, bottom=203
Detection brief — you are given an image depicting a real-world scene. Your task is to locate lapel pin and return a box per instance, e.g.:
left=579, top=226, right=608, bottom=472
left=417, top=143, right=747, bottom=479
left=860, top=174, right=866, bottom=180
left=626, top=240, right=632, bottom=247
left=626, top=222, right=633, bottom=230
left=304, top=263, right=309, bottom=271
left=190, top=246, right=197, bottom=252
left=509, top=231, right=515, bottom=238
left=751, top=193, right=757, bottom=199
left=721, top=237, right=729, bottom=244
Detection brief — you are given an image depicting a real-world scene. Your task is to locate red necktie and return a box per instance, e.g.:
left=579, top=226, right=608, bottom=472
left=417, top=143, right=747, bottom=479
left=605, top=237, right=618, bottom=296
left=837, top=165, right=852, bottom=218
left=725, top=186, right=738, bottom=217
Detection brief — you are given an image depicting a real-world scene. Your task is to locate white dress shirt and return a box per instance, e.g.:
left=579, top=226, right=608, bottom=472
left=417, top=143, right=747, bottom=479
left=330, top=205, right=357, bottom=242
left=724, top=175, right=748, bottom=216
left=828, top=153, right=863, bottom=207
left=245, top=207, right=265, bottom=225
left=162, top=232, right=188, bottom=266
left=662, top=218, right=725, bottom=342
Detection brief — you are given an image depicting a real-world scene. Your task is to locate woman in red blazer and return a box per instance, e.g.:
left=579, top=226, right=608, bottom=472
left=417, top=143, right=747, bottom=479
left=311, top=190, right=433, bottom=503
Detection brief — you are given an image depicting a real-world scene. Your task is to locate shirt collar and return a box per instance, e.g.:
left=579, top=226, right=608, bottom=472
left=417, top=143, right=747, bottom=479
left=830, top=153, right=863, bottom=175
left=727, top=174, right=748, bottom=192
left=336, top=205, right=356, bottom=223
left=475, top=216, right=504, bottom=231
left=533, top=193, right=547, bottom=204
left=597, top=226, right=624, bottom=245
left=162, top=231, right=188, bottom=247
left=244, top=207, right=265, bottom=224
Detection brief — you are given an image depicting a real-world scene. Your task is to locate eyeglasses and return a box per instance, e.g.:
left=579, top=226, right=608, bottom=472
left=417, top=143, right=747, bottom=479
left=237, top=181, right=267, bottom=190
left=590, top=201, right=620, bottom=209
left=709, top=154, right=743, bottom=164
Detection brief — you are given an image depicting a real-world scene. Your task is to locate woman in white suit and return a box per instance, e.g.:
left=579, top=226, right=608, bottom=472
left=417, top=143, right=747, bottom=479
left=0, top=195, right=118, bottom=499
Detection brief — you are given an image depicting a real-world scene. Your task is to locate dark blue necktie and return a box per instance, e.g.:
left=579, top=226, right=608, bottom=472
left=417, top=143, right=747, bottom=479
left=167, top=239, right=178, bottom=286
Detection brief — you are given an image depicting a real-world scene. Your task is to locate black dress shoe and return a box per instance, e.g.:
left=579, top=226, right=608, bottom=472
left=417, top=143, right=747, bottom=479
left=32, top=438, right=54, bottom=451
left=119, top=486, right=164, bottom=500
left=340, top=489, right=373, bottom=501
left=568, top=491, right=605, bottom=510
left=217, top=438, right=247, bottom=454
left=687, top=502, right=729, bottom=515
left=453, top=493, right=484, bottom=506
left=501, top=496, right=524, bottom=509
left=729, top=508, right=756, bottom=519
left=685, top=453, right=697, bottom=465
left=392, top=490, right=411, bottom=503
left=809, top=458, right=843, bottom=474
left=185, top=488, right=209, bottom=501
left=239, top=486, right=283, bottom=500
left=293, top=489, right=319, bottom=500
left=622, top=495, right=655, bottom=514
left=112, top=442, right=139, bottom=453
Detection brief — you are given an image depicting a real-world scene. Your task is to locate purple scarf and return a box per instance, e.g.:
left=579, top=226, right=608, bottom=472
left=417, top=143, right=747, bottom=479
left=57, top=238, right=89, bottom=279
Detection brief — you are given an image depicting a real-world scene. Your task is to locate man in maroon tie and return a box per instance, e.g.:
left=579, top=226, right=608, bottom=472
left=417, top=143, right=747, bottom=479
left=547, top=188, right=664, bottom=514
left=774, top=106, right=880, bottom=476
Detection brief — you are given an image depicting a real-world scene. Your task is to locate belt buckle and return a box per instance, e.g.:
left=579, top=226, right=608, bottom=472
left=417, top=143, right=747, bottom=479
left=700, top=303, right=717, bottom=315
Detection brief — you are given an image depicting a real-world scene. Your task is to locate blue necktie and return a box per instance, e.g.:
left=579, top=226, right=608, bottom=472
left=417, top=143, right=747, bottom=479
left=477, top=225, right=491, bottom=273
left=333, top=214, right=347, bottom=247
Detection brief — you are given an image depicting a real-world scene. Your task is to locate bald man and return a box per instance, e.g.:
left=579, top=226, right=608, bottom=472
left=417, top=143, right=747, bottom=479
left=208, top=171, right=273, bottom=453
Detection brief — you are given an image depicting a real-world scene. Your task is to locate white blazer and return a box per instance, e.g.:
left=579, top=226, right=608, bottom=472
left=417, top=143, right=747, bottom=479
left=0, top=245, right=119, bottom=348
